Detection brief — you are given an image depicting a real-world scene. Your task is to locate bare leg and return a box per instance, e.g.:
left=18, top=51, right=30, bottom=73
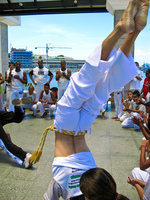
left=101, top=0, right=148, bottom=61
left=102, top=112, right=106, bottom=120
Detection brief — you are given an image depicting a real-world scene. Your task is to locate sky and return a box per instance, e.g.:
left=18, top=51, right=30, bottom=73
left=8, top=8, right=150, bottom=66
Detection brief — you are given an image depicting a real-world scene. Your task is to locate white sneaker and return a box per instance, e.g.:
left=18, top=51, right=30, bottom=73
left=24, top=153, right=32, bottom=169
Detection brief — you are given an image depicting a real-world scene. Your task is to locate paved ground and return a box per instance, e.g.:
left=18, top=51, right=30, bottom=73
left=0, top=109, right=143, bottom=200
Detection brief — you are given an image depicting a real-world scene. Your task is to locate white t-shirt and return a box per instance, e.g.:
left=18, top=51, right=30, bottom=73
left=129, top=99, right=146, bottom=113
left=33, top=67, right=49, bottom=85
left=58, top=69, right=69, bottom=90
left=11, top=69, right=24, bottom=90
left=130, top=69, right=143, bottom=90
left=23, top=90, right=36, bottom=102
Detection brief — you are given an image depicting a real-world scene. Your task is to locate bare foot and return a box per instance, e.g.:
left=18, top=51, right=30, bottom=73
left=115, top=118, right=120, bottom=121
left=117, top=0, right=141, bottom=33
left=102, top=116, right=106, bottom=120
left=111, top=117, right=117, bottom=119
left=135, top=0, right=149, bottom=31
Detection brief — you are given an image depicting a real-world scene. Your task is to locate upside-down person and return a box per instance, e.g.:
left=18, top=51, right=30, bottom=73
left=31, top=0, right=149, bottom=199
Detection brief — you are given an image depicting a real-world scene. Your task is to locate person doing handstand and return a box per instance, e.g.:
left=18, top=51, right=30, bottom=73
left=43, top=0, right=149, bottom=199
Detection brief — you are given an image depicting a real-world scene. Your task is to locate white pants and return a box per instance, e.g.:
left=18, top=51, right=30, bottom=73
left=121, top=113, right=140, bottom=130
left=113, top=92, right=123, bottom=118
left=6, top=85, right=11, bottom=111
left=58, top=87, right=67, bottom=101
left=0, top=94, right=4, bottom=111
left=9, top=88, right=23, bottom=112
left=35, top=85, right=44, bottom=101
left=101, top=103, right=106, bottom=113
left=132, top=167, right=150, bottom=182
left=23, top=104, right=37, bottom=116
left=120, top=112, right=131, bottom=122
left=54, top=44, right=138, bottom=135
left=37, top=101, right=56, bottom=116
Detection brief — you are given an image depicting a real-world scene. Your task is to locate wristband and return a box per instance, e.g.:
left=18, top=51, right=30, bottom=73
left=139, top=145, right=146, bottom=150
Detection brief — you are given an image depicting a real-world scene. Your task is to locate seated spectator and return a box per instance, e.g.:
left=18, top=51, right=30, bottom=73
left=121, top=90, right=146, bottom=130
left=131, top=139, right=150, bottom=183
left=37, top=83, right=56, bottom=117
left=80, top=167, right=129, bottom=200
left=127, top=175, right=150, bottom=200
left=111, top=87, right=124, bottom=121
left=120, top=90, right=133, bottom=122
left=132, top=102, right=150, bottom=138
left=127, top=139, right=150, bottom=200
left=23, top=85, right=37, bottom=117
left=128, top=105, right=150, bottom=191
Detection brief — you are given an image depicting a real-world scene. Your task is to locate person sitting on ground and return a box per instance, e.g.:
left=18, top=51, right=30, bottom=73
left=130, top=139, right=150, bottom=184
left=37, top=83, right=56, bottom=118
left=43, top=0, right=149, bottom=199
left=80, top=167, right=129, bottom=200
left=23, top=85, right=37, bottom=117
left=0, top=104, right=32, bottom=169
left=131, top=102, right=150, bottom=140
left=111, top=87, right=124, bottom=121
left=127, top=139, right=150, bottom=200
left=120, top=90, right=133, bottom=122
left=121, top=90, right=146, bottom=130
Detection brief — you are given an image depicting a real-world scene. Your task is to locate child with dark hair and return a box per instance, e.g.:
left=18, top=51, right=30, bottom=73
left=37, top=83, right=56, bottom=117
left=120, top=90, right=133, bottom=122
left=80, top=168, right=129, bottom=200
left=121, top=90, right=146, bottom=130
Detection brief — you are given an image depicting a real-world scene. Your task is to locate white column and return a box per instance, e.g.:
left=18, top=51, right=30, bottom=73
left=0, top=22, right=8, bottom=76
left=106, top=0, right=133, bottom=99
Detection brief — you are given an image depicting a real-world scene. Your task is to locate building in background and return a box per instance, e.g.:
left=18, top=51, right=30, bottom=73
left=10, top=48, right=33, bottom=68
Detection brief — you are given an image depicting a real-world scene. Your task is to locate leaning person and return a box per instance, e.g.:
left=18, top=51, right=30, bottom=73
left=0, top=105, right=32, bottom=168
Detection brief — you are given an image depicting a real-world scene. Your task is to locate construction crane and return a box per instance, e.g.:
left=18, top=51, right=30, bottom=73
left=35, top=43, right=72, bottom=67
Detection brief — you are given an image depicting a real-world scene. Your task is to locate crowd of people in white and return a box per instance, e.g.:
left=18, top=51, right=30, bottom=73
left=2, top=59, right=71, bottom=118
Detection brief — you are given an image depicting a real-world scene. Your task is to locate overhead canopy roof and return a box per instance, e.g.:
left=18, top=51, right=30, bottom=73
left=0, top=0, right=107, bottom=16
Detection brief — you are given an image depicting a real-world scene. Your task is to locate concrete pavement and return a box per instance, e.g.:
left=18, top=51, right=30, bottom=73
left=0, top=109, right=143, bottom=200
